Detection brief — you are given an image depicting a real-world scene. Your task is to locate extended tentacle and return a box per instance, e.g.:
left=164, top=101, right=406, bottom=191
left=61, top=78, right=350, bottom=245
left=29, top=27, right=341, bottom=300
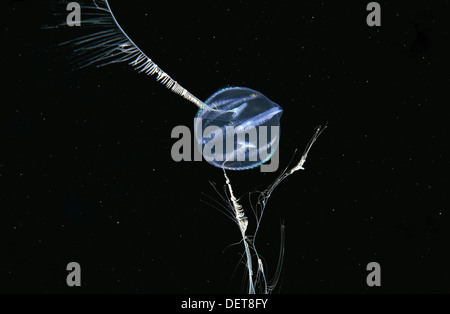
left=215, top=125, right=326, bottom=293
left=59, top=0, right=207, bottom=110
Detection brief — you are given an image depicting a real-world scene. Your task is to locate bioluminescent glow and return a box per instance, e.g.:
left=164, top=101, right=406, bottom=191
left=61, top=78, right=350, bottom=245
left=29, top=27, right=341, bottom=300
left=53, top=0, right=326, bottom=293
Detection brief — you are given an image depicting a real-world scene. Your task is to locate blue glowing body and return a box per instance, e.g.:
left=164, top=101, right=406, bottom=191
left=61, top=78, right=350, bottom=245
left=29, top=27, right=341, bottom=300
left=194, top=87, right=283, bottom=170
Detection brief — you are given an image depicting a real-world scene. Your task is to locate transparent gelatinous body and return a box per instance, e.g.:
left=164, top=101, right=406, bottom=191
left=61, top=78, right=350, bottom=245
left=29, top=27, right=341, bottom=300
left=194, top=87, right=283, bottom=170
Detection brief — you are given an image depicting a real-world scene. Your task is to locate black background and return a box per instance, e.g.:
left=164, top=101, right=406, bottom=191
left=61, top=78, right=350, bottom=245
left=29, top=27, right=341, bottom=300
left=1, top=0, right=449, bottom=294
